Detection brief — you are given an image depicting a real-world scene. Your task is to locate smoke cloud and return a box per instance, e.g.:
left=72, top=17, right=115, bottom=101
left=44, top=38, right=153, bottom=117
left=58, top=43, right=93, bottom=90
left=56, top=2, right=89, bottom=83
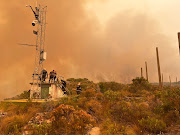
left=0, top=0, right=178, bottom=100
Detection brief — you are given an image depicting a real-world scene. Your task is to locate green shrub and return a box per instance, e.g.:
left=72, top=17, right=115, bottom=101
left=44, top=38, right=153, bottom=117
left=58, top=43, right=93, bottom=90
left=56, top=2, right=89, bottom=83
left=66, top=78, right=96, bottom=93
left=104, top=90, right=122, bottom=101
left=56, top=96, right=80, bottom=109
left=67, top=78, right=89, bottom=82
left=32, top=123, right=52, bottom=135
left=4, top=91, right=30, bottom=100
left=99, top=82, right=124, bottom=93
left=110, top=101, right=151, bottom=123
left=41, top=101, right=58, bottom=112
left=129, top=77, right=152, bottom=93
left=57, top=97, right=69, bottom=105
left=101, top=119, right=126, bottom=135
left=162, top=89, right=180, bottom=112
left=155, top=91, right=161, bottom=99
left=154, top=88, right=180, bottom=125
left=164, top=110, right=179, bottom=126
left=139, top=117, right=166, bottom=134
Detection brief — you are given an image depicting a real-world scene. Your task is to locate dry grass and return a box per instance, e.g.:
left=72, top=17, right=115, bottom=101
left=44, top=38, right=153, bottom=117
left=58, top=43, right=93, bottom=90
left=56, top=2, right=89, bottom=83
left=0, top=102, right=40, bottom=135
left=0, top=115, right=26, bottom=134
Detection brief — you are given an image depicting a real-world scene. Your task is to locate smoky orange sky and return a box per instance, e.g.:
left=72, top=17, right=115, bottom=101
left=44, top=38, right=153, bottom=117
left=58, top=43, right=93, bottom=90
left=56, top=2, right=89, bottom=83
left=0, top=0, right=180, bottom=100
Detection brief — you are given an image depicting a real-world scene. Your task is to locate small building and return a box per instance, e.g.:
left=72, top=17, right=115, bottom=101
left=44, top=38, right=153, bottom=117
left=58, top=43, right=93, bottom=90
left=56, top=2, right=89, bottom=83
left=30, top=82, right=66, bottom=99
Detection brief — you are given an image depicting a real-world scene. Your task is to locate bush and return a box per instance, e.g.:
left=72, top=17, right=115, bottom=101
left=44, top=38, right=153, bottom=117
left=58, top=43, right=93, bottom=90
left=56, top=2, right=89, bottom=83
left=99, top=82, right=124, bottom=93
left=95, top=92, right=103, bottom=101
left=32, top=123, right=52, bottom=135
left=51, top=104, right=95, bottom=135
left=66, top=78, right=97, bottom=94
left=77, top=97, right=88, bottom=109
left=110, top=101, right=151, bottom=124
left=16, top=91, right=30, bottom=99
left=104, top=90, right=123, bottom=101
left=110, top=101, right=132, bottom=123
left=81, top=89, right=96, bottom=99
left=0, top=115, right=26, bottom=135
left=162, top=89, right=180, bottom=112
left=0, top=102, right=40, bottom=116
left=67, top=78, right=89, bottom=82
left=101, top=119, right=126, bottom=135
left=164, top=110, right=179, bottom=126
left=85, top=99, right=102, bottom=120
left=129, top=77, right=152, bottom=93
left=4, top=91, right=30, bottom=100
left=139, top=117, right=166, bottom=134
left=41, top=101, right=58, bottom=112
left=154, top=88, right=180, bottom=126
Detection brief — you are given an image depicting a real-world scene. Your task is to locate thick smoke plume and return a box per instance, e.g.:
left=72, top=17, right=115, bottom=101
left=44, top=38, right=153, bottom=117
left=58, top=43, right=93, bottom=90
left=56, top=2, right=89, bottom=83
left=0, top=0, right=178, bottom=100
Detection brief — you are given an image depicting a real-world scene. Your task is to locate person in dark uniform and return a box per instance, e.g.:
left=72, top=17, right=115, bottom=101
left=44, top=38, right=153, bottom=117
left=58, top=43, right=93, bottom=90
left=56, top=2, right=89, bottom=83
left=61, top=79, right=67, bottom=94
left=49, top=70, right=57, bottom=83
left=76, top=83, right=82, bottom=95
left=53, top=70, right=57, bottom=82
left=61, top=80, right=66, bottom=88
left=49, top=71, right=52, bottom=83
left=41, top=69, right=48, bottom=82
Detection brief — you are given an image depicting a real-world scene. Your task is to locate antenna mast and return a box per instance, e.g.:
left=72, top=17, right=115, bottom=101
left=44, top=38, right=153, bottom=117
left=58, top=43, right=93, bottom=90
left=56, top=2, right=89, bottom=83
left=26, top=3, right=47, bottom=99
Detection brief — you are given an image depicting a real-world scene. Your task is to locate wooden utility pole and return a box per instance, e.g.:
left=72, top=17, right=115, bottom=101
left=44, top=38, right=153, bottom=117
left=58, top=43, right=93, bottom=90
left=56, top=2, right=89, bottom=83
left=156, top=47, right=162, bottom=89
left=176, top=77, right=178, bottom=84
left=169, top=76, right=171, bottom=87
left=162, top=73, right=163, bottom=87
left=145, top=62, right=148, bottom=81
left=141, top=67, right=143, bottom=78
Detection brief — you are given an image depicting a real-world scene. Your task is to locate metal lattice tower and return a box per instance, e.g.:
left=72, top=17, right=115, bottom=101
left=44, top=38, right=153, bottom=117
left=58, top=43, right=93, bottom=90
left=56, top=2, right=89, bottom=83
left=26, top=4, right=47, bottom=99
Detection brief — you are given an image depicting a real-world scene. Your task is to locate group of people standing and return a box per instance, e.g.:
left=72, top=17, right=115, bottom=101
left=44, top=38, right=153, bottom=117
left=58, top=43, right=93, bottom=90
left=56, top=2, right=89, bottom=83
left=40, top=69, right=57, bottom=83
left=40, top=68, right=82, bottom=95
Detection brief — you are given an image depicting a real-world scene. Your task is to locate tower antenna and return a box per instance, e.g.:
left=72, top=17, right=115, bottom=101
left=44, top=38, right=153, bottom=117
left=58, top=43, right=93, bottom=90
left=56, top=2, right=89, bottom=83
left=26, top=3, right=47, bottom=99
left=21, top=3, right=70, bottom=100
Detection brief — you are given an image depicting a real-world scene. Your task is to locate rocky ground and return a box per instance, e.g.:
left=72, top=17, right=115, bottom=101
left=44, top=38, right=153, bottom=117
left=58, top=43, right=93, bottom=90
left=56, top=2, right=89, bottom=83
left=0, top=110, right=7, bottom=119
left=23, top=112, right=100, bottom=135
left=87, top=127, right=100, bottom=135
left=23, top=112, right=51, bottom=135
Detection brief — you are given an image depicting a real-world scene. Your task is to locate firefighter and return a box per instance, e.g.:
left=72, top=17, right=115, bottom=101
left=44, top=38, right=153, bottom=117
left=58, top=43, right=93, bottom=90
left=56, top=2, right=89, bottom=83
left=61, top=79, right=66, bottom=88
left=61, top=79, right=67, bottom=94
left=49, top=70, right=57, bottom=83
left=53, top=70, right=57, bottom=82
left=76, top=82, right=82, bottom=95
left=41, top=68, right=48, bottom=82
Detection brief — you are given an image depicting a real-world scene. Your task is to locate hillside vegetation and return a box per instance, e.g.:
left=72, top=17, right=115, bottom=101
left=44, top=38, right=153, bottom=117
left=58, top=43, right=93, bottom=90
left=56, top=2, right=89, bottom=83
left=0, top=77, right=179, bottom=135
